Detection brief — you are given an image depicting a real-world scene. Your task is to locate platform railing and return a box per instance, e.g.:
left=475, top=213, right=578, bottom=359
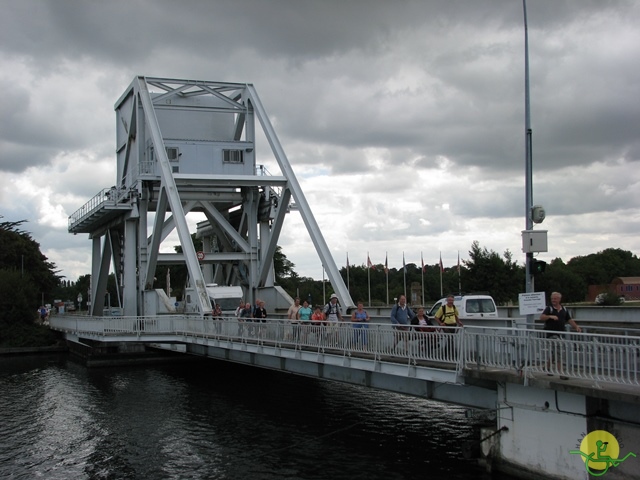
left=49, top=316, right=640, bottom=386
left=67, top=185, right=133, bottom=229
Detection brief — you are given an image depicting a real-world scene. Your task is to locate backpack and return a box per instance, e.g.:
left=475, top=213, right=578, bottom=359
left=324, top=303, right=337, bottom=317
left=440, top=305, right=459, bottom=321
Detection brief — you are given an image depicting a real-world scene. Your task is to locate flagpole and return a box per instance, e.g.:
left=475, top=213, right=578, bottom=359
left=385, top=251, right=389, bottom=305
left=367, top=252, right=371, bottom=307
left=439, top=252, right=443, bottom=297
left=421, top=252, right=425, bottom=306
left=346, top=252, right=350, bottom=293
left=402, top=252, right=407, bottom=298
left=457, top=251, right=461, bottom=295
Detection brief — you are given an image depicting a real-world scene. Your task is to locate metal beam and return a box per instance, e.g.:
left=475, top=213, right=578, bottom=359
left=246, top=85, right=354, bottom=308
left=137, top=76, right=212, bottom=314
left=199, top=201, right=250, bottom=253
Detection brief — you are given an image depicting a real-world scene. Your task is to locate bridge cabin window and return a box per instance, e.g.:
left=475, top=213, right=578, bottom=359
left=223, top=149, right=244, bottom=164
left=166, top=147, right=180, bottom=173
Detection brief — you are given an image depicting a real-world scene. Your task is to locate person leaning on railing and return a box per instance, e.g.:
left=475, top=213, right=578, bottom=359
left=539, top=291, right=581, bottom=379
left=539, top=292, right=581, bottom=337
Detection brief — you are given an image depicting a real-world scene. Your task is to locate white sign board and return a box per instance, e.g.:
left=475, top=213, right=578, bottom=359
left=518, top=292, right=546, bottom=316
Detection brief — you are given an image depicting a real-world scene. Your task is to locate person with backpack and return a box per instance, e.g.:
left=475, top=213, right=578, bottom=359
left=323, top=294, right=343, bottom=346
left=435, top=295, right=463, bottom=330
left=39, top=306, right=48, bottom=324
left=434, top=295, right=463, bottom=358
left=539, top=291, right=581, bottom=379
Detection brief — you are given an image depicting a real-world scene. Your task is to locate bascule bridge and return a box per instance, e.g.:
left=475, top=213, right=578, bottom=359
left=68, top=76, right=354, bottom=316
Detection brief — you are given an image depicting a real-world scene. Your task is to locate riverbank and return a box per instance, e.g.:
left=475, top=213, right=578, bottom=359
left=0, top=345, right=69, bottom=356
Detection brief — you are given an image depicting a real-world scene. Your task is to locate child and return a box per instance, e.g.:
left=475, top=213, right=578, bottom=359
left=311, top=306, right=324, bottom=324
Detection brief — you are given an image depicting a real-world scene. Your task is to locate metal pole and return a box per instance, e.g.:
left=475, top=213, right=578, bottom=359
left=421, top=254, right=425, bottom=307
left=524, top=0, right=535, bottom=325
left=322, top=266, right=326, bottom=305
left=403, top=252, right=407, bottom=299
left=367, top=252, right=371, bottom=307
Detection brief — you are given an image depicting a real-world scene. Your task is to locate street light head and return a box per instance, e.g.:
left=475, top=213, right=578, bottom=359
left=531, top=205, right=546, bottom=224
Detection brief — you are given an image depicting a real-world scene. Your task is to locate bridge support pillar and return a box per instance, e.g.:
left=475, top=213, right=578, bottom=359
left=489, top=381, right=640, bottom=479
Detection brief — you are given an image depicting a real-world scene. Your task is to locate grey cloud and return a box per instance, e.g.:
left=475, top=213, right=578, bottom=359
left=1, top=0, right=638, bottom=281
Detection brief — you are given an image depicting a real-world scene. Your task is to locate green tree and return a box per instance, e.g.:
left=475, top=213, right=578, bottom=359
left=0, top=219, right=60, bottom=346
left=0, top=269, right=36, bottom=325
left=274, top=245, right=297, bottom=282
left=567, top=248, right=640, bottom=285
left=463, top=241, right=523, bottom=304
left=0, top=218, right=59, bottom=303
left=533, top=258, right=585, bottom=303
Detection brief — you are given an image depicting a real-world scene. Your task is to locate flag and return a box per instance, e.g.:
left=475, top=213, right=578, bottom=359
left=439, top=252, right=444, bottom=273
left=421, top=252, right=425, bottom=273
left=367, top=254, right=375, bottom=270
left=384, top=252, right=389, bottom=274
left=457, top=251, right=460, bottom=274
left=403, top=252, right=407, bottom=273
left=347, top=253, right=350, bottom=269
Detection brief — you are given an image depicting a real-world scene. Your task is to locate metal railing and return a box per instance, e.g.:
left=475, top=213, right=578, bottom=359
left=49, top=316, right=640, bottom=387
left=67, top=186, right=132, bottom=228
left=461, top=326, right=640, bottom=385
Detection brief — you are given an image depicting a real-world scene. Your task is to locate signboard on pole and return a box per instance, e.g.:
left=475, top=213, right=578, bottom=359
left=518, top=292, right=546, bottom=316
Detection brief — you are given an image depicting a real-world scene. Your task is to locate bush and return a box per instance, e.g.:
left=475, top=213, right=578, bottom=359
left=0, top=321, right=59, bottom=348
left=596, top=292, right=624, bottom=306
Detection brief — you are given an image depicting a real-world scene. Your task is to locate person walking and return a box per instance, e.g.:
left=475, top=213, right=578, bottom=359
left=434, top=295, right=463, bottom=329
left=253, top=299, right=268, bottom=339
left=410, top=307, right=437, bottom=356
left=297, top=300, right=313, bottom=342
left=390, top=295, right=414, bottom=352
left=351, top=301, right=370, bottom=349
left=323, top=294, right=343, bottom=347
left=287, top=297, right=302, bottom=342
left=434, top=295, right=462, bottom=358
left=539, top=291, right=581, bottom=379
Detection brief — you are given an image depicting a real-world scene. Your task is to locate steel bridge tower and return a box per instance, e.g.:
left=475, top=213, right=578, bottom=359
left=68, top=76, right=353, bottom=316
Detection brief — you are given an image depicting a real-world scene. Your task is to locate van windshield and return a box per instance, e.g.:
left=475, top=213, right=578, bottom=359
left=427, top=302, right=442, bottom=317
left=212, top=298, right=243, bottom=311
left=465, top=298, right=496, bottom=313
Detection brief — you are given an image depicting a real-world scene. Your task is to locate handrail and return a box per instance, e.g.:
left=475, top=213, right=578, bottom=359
left=68, top=186, right=132, bottom=228
left=48, top=316, right=640, bottom=387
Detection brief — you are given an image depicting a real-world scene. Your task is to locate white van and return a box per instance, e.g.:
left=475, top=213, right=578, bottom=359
left=427, top=294, right=498, bottom=320
left=184, top=284, right=244, bottom=315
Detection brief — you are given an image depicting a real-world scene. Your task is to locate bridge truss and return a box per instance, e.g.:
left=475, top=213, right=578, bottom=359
left=68, top=76, right=354, bottom=316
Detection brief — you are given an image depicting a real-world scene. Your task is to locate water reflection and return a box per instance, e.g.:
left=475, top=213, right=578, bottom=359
left=0, top=355, right=511, bottom=479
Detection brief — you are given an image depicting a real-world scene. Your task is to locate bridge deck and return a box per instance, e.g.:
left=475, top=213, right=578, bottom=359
left=49, top=315, right=640, bottom=405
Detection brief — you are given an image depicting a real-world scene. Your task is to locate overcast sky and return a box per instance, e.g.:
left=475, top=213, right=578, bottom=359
left=1, top=0, right=638, bottom=283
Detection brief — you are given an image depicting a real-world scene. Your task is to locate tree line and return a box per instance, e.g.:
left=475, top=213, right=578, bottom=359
left=277, top=241, right=640, bottom=306
left=2, top=216, right=639, bottom=332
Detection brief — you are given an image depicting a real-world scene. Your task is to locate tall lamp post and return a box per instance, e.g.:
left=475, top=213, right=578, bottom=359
left=522, top=0, right=547, bottom=325
left=523, top=0, right=533, bottom=296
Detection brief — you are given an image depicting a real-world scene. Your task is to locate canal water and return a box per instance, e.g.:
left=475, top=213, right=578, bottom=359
left=0, top=354, right=516, bottom=479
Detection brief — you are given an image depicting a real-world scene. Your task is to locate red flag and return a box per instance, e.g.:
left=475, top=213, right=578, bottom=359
left=367, top=254, right=375, bottom=270
left=439, top=253, right=444, bottom=273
